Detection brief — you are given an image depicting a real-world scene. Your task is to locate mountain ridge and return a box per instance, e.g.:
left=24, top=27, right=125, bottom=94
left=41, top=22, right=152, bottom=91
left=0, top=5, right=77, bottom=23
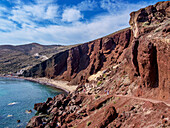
left=0, top=43, right=72, bottom=74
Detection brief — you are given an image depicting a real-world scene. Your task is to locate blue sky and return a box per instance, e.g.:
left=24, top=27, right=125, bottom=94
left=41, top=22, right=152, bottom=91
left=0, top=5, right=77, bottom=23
left=0, top=0, right=161, bottom=45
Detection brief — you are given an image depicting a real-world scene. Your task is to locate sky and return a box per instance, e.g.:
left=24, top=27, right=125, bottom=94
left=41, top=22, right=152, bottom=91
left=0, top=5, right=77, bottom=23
left=0, top=0, right=162, bottom=45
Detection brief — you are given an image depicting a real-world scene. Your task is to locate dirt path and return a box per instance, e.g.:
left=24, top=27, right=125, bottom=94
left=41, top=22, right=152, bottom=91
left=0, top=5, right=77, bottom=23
left=115, top=95, right=170, bottom=107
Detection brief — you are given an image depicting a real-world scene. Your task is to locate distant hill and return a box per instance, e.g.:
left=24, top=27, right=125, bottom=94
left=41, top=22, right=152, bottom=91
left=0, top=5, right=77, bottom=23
left=0, top=43, right=72, bottom=74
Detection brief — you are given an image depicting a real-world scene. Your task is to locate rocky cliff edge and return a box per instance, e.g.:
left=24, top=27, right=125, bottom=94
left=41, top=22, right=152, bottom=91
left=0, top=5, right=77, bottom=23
left=25, top=2, right=170, bottom=128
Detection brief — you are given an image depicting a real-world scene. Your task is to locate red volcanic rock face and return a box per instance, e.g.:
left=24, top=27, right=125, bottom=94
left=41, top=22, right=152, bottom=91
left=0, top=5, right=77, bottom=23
left=24, top=28, right=132, bottom=85
left=137, top=41, right=159, bottom=88
left=129, top=1, right=170, bottom=100
left=24, top=1, right=169, bottom=100
left=129, top=1, right=169, bottom=38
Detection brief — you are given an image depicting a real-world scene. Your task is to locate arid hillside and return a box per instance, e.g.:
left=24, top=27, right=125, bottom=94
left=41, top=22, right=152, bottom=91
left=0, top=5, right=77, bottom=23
left=0, top=43, right=73, bottom=74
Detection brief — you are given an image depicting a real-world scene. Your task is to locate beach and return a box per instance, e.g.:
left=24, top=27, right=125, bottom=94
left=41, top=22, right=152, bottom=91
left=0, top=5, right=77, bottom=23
left=0, top=75, right=78, bottom=93
left=23, top=77, right=78, bottom=93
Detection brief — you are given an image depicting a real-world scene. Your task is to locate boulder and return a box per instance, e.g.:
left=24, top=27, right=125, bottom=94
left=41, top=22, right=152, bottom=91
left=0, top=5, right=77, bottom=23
left=88, top=95, right=113, bottom=112
left=34, top=103, right=47, bottom=113
left=74, top=95, right=84, bottom=105
left=51, top=107, right=58, bottom=114
left=26, top=116, right=43, bottom=128
left=98, top=105, right=118, bottom=128
left=44, top=122, right=56, bottom=128
left=46, top=97, right=52, bottom=104
left=65, top=113, right=77, bottom=123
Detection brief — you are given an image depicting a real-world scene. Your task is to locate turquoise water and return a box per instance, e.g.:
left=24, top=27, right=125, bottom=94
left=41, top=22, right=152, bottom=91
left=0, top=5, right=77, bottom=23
left=0, top=77, right=65, bottom=128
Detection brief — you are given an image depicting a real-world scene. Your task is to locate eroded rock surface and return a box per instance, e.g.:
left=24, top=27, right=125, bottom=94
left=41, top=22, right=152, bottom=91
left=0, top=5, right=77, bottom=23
left=26, top=1, right=170, bottom=128
left=24, top=28, right=132, bottom=85
left=129, top=1, right=170, bottom=99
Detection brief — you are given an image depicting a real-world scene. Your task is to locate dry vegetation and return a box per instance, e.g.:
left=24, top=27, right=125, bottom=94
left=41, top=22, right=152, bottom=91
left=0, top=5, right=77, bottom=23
left=0, top=43, right=73, bottom=74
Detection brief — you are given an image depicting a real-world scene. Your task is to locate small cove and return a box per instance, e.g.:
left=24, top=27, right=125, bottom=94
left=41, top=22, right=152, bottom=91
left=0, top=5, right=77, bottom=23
left=0, top=77, right=65, bottom=128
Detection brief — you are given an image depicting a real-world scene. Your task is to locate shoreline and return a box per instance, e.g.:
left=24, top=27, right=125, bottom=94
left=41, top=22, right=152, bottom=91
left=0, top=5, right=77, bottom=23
left=0, top=75, right=78, bottom=94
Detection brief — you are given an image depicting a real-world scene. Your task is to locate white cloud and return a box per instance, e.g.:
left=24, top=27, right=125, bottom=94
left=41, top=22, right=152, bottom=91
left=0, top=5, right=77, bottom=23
left=9, top=7, right=32, bottom=24
left=0, top=19, right=16, bottom=31
left=8, top=0, right=59, bottom=27
left=6, top=0, right=21, bottom=5
left=77, top=0, right=98, bottom=11
left=35, top=0, right=54, bottom=5
left=0, top=11, right=129, bottom=45
left=0, top=6, right=7, bottom=16
left=100, top=0, right=121, bottom=13
left=44, top=5, right=59, bottom=20
left=0, top=0, right=160, bottom=45
left=0, top=6, right=7, bottom=11
left=62, top=8, right=83, bottom=22
left=100, top=0, right=154, bottom=14
left=23, top=5, right=45, bottom=19
left=22, top=3, right=59, bottom=20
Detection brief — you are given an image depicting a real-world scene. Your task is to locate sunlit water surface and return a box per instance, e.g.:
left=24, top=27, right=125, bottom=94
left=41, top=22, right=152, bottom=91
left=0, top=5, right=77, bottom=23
left=0, top=77, right=65, bottom=128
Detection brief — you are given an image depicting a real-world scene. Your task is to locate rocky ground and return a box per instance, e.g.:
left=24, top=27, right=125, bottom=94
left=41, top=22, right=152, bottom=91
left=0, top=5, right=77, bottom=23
left=26, top=1, right=170, bottom=128
left=26, top=92, right=170, bottom=128
left=26, top=61, right=170, bottom=128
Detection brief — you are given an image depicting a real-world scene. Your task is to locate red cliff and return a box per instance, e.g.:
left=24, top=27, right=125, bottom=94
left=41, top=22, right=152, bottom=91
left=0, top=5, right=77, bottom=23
left=26, top=1, right=170, bottom=128
left=24, top=28, right=133, bottom=85
left=24, top=1, right=170, bottom=100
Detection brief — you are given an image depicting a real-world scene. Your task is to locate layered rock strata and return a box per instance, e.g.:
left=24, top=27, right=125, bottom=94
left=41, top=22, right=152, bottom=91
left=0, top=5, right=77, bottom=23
left=24, top=28, right=133, bottom=85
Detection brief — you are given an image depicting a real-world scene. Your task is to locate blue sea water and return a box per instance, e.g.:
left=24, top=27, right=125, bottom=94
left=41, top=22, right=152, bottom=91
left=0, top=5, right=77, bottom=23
left=0, top=77, right=65, bottom=128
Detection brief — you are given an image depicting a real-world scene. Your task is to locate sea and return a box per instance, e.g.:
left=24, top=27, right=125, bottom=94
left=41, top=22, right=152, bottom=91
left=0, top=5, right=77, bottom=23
left=0, top=77, right=65, bottom=128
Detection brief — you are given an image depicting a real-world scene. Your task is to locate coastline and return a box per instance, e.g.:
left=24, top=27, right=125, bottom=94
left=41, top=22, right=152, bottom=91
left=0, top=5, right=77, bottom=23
left=0, top=75, right=78, bottom=94
left=23, top=77, right=78, bottom=94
